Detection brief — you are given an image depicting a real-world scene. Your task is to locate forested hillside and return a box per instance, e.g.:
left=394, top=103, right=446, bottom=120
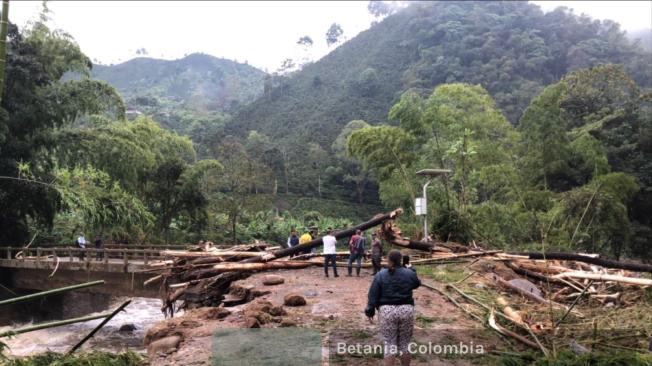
left=228, top=1, right=650, bottom=146
left=92, top=53, right=266, bottom=134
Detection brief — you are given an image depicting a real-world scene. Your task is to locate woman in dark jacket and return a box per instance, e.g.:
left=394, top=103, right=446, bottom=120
left=365, top=250, right=421, bottom=365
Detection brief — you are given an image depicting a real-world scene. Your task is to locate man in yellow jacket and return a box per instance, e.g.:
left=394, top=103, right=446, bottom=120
left=299, top=229, right=315, bottom=255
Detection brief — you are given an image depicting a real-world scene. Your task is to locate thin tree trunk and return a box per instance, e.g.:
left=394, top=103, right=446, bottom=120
left=231, top=216, right=237, bottom=244
left=0, top=0, right=9, bottom=103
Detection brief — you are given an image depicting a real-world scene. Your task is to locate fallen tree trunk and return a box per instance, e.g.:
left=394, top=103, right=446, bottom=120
left=181, top=261, right=317, bottom=281
left=511, top=252, right=652, bottom=273
left=290, top=251, right=350, bottom=261
left=161, top=250, right=267, bottom=258
left=553, top=271, right=652, bottom=286
left=504, top=261, right=576, bottom=287
left=487, top=273, right=577, bottom=314
left=410, top=250, right=501, bottom=265
left=242, top=208, right=405, bottom=263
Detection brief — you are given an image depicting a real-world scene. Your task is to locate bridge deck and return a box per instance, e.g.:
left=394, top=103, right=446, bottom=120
left=0, top=247, right=165, bottom=297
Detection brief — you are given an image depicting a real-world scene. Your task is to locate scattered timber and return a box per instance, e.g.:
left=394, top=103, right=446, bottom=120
left=66, top=299, right=132, bottom=355
left=553, top=271, right=652, bottom=286
left=512, top=252, right=652, bottom=273
left=0, top=280, right=106, bottom=306
left=0, top=313, right=113, bottom=338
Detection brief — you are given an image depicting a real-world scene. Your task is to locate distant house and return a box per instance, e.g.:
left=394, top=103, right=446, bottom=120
left=126, top=108, right=143, bottom=120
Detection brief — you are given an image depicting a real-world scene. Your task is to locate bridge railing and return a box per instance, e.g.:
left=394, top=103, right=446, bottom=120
left=0, top=243, right=191, bottom=250
left=1, top=246, right=168, bottom=266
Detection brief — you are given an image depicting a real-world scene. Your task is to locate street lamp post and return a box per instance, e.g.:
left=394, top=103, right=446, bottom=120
left=415, top=169, right=451, bottom=242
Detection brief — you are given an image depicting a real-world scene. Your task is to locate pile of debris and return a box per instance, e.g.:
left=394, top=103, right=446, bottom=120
left=419, top=251, right=652, bottom=354
left=144, top=209, right=409, bottom=315
left=142, top=207, right=652, bottom=355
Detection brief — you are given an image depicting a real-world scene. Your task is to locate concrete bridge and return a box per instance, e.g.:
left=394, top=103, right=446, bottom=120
left=0, top=246, right=171, bottom=299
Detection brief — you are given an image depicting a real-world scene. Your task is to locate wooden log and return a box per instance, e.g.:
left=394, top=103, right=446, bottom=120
left=504, top=261, right=581, bottom=290
left=181, top=261, right=318, bottom=281
left=242, top=208, right=405, bottom=263
left=411, top=251, right=501, bottom=265
left=66, top=299, right=132, bottom=355
left=161, top=250, right=267, bottom=258
left=511, top=252, right=652, bottom=273
left=290, top=251, right=350, bottom=260
left=0, top=280, right=105, bottom=306
left=420, top=282, right=483, bottom=323
left=488, top=309, right=540, bottom=350
left=553, top=271, right=652, bottom=286
left=487, top=273, right=576, bottom=314
left=0, top=313, right=112, bottom=337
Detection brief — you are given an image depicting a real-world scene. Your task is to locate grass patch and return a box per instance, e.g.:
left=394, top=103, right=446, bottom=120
left=416, top=314, right=454, bottom=327
left=500, top=350, right=652, bottom=366
left=3, top=351, right=145, bottom=366
left=419, top=264, right=470, bottom=283
left=351, top=329, right=372, bottom=340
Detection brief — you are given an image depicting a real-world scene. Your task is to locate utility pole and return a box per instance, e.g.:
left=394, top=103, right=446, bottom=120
left=415, top=169, right=451, bottom=241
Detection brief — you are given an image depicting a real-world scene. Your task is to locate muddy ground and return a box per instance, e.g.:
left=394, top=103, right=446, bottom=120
left=146, top=266, right=508, bottom=365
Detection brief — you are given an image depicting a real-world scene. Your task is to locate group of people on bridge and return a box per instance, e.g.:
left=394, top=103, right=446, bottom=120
left=75, top=233, right=104, bottom=261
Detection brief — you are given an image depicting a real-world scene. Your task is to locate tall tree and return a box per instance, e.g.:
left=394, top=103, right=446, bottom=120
left=325, top=23, right=344, bottom=47
left=210, top=139, right=269, bottom=244
left=329, top=120, right=372, bottom=203
left=0, top=0, right=9, bottom=102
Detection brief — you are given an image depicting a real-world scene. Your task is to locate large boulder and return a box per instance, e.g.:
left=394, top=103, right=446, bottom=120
left=269, top=305, right=287, bottom=316
left=147, top=335, right=182, bottom=358
left=245, top=317, right=261, bottom=328
left=283, top=293, right=307, bottom=307
left=280, top=319, right=297, bottom=327
left=118, top=323, right=137, bottom=332
left=262, top=275, right=285, bottom=286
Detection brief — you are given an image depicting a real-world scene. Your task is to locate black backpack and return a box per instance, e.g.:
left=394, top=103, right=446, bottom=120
left=356, top=237, right=366, bottom=253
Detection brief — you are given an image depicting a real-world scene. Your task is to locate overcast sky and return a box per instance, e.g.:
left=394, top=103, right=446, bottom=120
left=8, top=1, right=652, bottom=71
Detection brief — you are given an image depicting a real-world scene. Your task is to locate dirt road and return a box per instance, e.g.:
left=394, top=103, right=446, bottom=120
left=148, top=266, right=503, bottom=365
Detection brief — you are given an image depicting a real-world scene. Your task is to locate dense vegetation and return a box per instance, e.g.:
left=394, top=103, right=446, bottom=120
left=220, top=1, right=650, bottom=201
left=2, top=350, right=144, bottom=366
left=348, top=64, right=651, bottom=259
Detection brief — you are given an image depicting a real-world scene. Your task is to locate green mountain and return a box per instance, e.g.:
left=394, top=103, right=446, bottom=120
left=92, top=53, right=267, bottom=132
left=227, top=1, right=651, bottom=148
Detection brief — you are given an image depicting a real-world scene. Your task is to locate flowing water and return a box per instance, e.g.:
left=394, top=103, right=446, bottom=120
left=1, top=297, right=175, bottom=357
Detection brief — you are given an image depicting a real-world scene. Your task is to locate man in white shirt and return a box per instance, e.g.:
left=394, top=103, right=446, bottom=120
left=77, top=233, right=87, bottom=261
left=322, top=228, right=339, bottom=278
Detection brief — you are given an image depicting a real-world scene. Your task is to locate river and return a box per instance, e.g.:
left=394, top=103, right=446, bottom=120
left=0, top=297, right=174, bottom=357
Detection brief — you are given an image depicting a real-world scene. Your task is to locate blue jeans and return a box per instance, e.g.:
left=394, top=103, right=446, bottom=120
left=324, top=254, right=338, bottom=276
left=347, top=252, right=362, bottom=269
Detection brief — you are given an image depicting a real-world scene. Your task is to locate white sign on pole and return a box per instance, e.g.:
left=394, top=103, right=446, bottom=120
left=415, top=197, right=427, bottom=215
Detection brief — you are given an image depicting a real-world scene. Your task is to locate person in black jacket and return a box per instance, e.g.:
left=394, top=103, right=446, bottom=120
left=365, top=250, right=421, bottom=365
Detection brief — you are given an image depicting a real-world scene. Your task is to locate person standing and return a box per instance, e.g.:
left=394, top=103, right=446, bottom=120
left=365, top=250, right=421, bottom=366
left=322, top=228, right=339, bottom=278
left=94, top=235, right=104, bottom=261
left=402, top=255, right=416, bottom=272
left=76, top=233, right=87, bottom=261
left=299, top=229, right=314, bottom=255
left=371, top=233, right=383, bottom=275
left=347, top=229, right=366, bottom=277
left=287, top=229, right=299, bottom=258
